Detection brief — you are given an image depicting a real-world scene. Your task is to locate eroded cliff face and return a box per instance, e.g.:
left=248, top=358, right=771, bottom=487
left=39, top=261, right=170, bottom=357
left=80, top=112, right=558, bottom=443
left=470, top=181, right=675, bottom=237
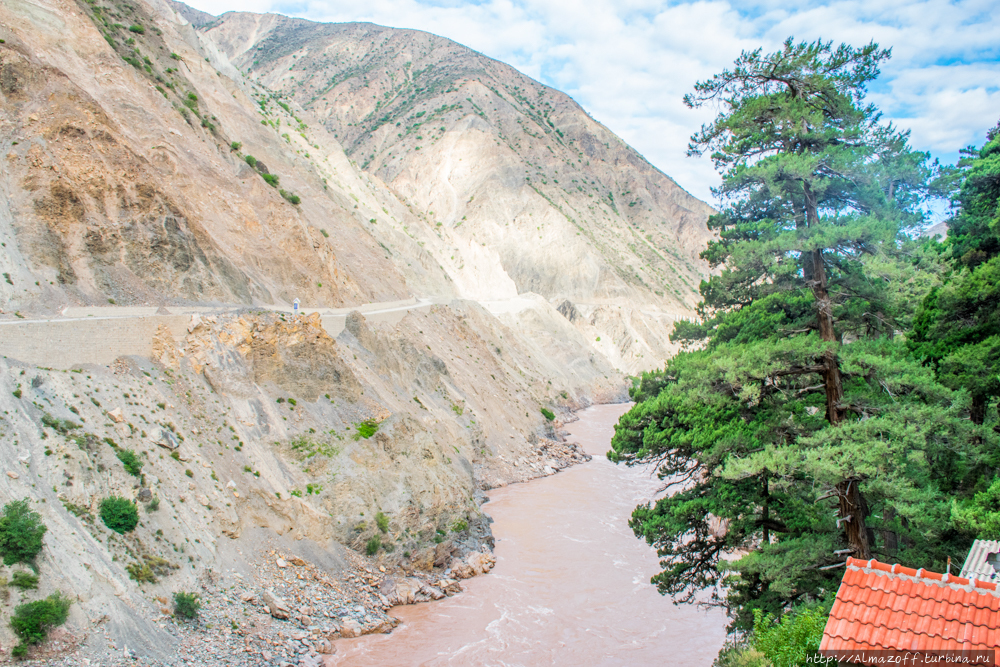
left=0, top=0, right=454, bottom=313
left=0, top=0, right=701, bottom=659
left=0, top=302, right=623, bottom=659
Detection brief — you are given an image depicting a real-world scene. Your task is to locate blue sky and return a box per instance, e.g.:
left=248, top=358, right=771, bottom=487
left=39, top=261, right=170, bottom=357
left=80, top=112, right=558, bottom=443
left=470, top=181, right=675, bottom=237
left=182, top=0, right=999, bottom=205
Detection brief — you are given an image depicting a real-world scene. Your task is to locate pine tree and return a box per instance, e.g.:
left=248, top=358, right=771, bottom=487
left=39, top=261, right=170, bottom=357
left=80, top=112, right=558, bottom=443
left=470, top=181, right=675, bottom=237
left=610, top=40, right=993, bottom=631
left=911, top=123, right=1000, bottom=424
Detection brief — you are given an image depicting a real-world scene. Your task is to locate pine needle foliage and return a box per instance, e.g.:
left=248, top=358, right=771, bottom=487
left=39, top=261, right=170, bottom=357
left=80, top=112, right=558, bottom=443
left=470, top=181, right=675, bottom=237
left=610, top=39, right=995, bottom=635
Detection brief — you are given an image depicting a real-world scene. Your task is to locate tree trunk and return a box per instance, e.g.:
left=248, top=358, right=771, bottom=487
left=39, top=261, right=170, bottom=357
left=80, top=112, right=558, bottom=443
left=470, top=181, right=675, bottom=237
left=804, top=182, right=867, bottom=557
left=762, top=476, right=770, bottom=545
left=882, top=506, right=898, bottom=555
left=804, top=182, right=845, bottom=425
left=837, top=479, right=872, bottom=560
left=972, top=393, right=987, bottom=425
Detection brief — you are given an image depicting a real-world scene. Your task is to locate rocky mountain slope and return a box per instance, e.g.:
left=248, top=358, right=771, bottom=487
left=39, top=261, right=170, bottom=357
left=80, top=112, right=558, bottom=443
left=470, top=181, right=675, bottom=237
left=0, top=0, right=709, bottom=661
left=0, top=302, right=622, bottom=662
left=198, top=10, right=714, bottom=370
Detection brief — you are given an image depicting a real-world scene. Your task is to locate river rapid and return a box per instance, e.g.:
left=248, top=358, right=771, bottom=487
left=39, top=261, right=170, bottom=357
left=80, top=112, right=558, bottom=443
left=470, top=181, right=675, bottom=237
left=328, top=403, right=728, bottom=666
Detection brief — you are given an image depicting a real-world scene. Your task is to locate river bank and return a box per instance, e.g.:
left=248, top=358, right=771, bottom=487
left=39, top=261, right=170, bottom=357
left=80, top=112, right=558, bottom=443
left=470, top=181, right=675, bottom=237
left=324, top=403, right=729, bottom=666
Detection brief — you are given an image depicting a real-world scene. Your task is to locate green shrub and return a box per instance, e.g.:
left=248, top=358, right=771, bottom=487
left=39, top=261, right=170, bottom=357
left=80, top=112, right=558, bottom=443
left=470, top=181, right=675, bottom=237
left=352, top=419, right=380, bottom=441
left=10, top=571, right=38, bottom=590
left=280, top=189, right=301, bottom=205
left=12, top=388, right=21, bottom=398
left=145, top=496, right=160, bottom=512
left=375, top=511, right=389, bottom=533
left=713, top=646, right=771, bottom=667
left=451, top=519, right=468, bottom=533
left=320, top=229, right=329, bottom=238
left=173, top=591, right=200, bottom=620
left=540, top=407, right=555, bottom=421
left=0, top=499, right=47, bottom=565
left=230, top=141, right=242, bottom=152
left=127, top=561, right=156, bottom=584
left=116, top=449, right=143, bottom=477
left=262, top=173, right=279, bottom=187
left=41, top=414, right=78, bottom=434
left=245, top=155, right=257, bottom=168
left=10, top=593, right=71, bottom=657
left=749, top=606, right=829, bottom=667
left=99, top=496, right=138, bottom=534
left=128, top=24, right=144, bottom=33
left=365, top=536, right=381, bottom=556
left=185, top=469, right=194, bottom=478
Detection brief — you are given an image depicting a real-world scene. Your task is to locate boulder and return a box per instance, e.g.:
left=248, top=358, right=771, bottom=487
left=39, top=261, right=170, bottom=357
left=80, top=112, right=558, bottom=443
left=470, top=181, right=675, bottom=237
left=438, top=578, right=462, bottom=595
left=422, top=584, right=445, bottom=600
left=262, top=589, right=290, bottom=619
left=467, top=551, right=496, bottom=576
left=107, top=407, right=125, bottom=423
left=339, top=618, right=362, bottom=638
left=150, top=428, right=180, bottom=450
left=433, top=540, right=455, bottom=568
left=450, top=560, right=474, bottom=579
left=137, top=488, right=152, bottom=503
left=368, top=620, right=395, bottom=634
left=379, top=577, right=397, bottom=601
left=380, top=577, right=424, bottom=605
left=411, top=546, right=435, bottom=571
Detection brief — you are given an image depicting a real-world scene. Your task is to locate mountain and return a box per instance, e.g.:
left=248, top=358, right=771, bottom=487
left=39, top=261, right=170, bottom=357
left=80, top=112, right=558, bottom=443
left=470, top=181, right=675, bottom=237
left=196, top=9, right=714, bottom=371
left=0, top=0, right=711, bottom=659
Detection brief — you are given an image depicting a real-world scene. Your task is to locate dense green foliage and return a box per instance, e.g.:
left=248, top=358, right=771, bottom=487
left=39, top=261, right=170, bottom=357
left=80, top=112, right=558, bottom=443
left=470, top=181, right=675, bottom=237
left=10, top=571, right=39, bottom=590
left=610, top=37, right=1000, bottom=643
left=716, top=605, right=829, bottom=667
left=173, top=591, right=201, bottom=620
left=0, top=499, right=47, bottom=566
left=99, top=496, right=139, bottom=534
left=116, top=448, right=143, bottom=477
left=910, top=125, right=1000, bottom=423
left=10, top=593, right=71, bottom=658
left=353, top=419, right=380, bottom=440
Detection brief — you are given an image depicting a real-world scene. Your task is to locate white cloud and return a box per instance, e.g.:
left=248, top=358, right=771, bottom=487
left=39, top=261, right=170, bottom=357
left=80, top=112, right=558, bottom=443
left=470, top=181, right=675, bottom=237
left=182, top=0, right=1000, bottom=204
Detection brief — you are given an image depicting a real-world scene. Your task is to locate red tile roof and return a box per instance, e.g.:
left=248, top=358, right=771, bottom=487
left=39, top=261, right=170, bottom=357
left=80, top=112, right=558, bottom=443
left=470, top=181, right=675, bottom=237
left=821, top=557, right=1000, bottom=651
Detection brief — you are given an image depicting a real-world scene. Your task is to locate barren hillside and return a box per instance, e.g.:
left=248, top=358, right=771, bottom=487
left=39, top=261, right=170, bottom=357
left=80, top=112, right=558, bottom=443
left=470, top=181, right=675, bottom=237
left=0, top=0, right=710, bottom=661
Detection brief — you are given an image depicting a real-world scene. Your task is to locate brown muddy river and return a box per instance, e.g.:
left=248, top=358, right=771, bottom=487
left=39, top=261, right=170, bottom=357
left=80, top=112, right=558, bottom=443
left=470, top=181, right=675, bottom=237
left=328, top=403, right=728, bottom=666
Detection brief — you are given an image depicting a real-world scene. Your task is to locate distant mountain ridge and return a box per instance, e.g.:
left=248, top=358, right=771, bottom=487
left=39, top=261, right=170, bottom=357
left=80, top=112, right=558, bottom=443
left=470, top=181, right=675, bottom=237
left=200, top=10, right=712, bottom=306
